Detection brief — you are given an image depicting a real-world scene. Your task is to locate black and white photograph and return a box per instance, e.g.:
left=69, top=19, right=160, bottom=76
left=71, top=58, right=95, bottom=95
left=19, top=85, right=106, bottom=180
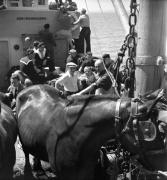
left=0, top=0, right=167, bottom=180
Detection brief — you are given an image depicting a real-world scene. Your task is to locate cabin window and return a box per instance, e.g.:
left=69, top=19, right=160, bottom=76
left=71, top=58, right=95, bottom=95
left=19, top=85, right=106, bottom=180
left=8, top=0, right=20, bottom=7
left=6, top=0, right=48, bottom=7
left=38, top=0, right=45, bottom=5
left=22, top=0, right=33, bottom=7
left=0, top=0, right=4, bottom=6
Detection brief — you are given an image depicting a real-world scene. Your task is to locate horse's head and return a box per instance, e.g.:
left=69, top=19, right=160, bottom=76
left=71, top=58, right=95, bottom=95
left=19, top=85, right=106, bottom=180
left=119, top=89, right=167, bottom=171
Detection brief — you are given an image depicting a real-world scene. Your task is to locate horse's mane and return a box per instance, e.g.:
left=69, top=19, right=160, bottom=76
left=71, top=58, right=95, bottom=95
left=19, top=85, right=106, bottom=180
left=18, top=84, right=61, bottom=100
left=67, top=93, right=120, bottom=106
left=18, top=84, right=121, bottom=108
left=38, top=84, right=120, bottom=106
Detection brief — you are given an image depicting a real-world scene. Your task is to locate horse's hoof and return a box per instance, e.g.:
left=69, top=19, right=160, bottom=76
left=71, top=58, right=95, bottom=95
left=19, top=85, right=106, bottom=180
left=13, top=166, right=24, bottom=176
left=45, top=171, right=57, bottom=178
left=33, top=169, right=45, bottom=176
left=24, top=170, right=33, bottom=180
left=33, top=171, right=47, bottom=179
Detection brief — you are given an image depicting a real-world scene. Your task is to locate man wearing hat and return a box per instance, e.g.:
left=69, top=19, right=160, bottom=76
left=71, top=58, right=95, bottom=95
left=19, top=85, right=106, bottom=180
left=72, top=59, right=116, bottom=96
left=102, top=54, right=115, bottom=72
left=66, top=49, right=80, bottom=65
left=55, top=62, right=80, bottom=97
left=34, top=42, right=55, bottom=78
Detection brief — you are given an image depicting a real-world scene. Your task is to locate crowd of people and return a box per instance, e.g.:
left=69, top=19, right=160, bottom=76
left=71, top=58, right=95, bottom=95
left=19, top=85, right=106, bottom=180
left=2, top=1, right=129, bottom=111
left=55, top=0, right=91, bottom=54
left=5, top=44, right=119, bottom=111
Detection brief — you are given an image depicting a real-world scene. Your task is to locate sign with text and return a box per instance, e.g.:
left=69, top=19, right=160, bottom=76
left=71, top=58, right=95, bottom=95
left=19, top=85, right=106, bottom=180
left=17, top=17, right=47, bottom=20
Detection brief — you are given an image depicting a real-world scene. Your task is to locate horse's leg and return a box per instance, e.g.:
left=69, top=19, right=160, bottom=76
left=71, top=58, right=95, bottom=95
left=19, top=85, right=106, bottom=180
left=32, top=157, right=42, bottom=170
left=46, top=137, right=57, bottom=177
left=0, top=145, right=16, bottom=180
left=23, top=149, right=33, bottom=178
left=32, top=157, right=45, bottom=176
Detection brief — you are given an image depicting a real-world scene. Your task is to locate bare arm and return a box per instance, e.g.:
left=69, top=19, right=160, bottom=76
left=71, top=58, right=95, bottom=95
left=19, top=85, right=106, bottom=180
left=73, top=17, right=80, bottom=25
left=76, top=83, right=96, bottom=95
left=55, top=80, right=64, bottom=92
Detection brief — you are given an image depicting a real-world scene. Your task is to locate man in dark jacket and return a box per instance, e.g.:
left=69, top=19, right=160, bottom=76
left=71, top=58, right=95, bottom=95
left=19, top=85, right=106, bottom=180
left=66, top=49, right=80, bottom=65
left=39, top=23, right=56, bottom=60
left=19, top=49, right=42, bottom=84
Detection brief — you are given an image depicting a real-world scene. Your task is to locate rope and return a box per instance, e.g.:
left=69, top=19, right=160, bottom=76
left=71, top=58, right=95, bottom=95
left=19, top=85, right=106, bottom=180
left=97, top=0, right=108, bottom=22
left=102, top=60, right=121, bottom=97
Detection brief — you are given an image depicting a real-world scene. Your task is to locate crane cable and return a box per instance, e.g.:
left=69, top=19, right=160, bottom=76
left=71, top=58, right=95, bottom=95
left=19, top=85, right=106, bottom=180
left=84, top=0, right=120, bottom=97
left=97, top=0, right=108, bottom=21
left=84, top=0, right=104, bottom=55
left=96, top=0, right=121, bottom=97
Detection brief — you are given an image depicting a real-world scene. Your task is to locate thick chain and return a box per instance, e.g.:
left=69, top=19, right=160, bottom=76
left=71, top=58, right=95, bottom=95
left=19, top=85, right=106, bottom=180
left=127, top=0, right=138, bottom=67
left=126, top=0, right=138, bottom=98
left=114, top=0, right=138, bottom=97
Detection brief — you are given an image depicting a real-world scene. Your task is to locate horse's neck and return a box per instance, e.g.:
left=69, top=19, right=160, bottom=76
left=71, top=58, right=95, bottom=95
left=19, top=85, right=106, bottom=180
left=67, top=99, right=119, bottom=153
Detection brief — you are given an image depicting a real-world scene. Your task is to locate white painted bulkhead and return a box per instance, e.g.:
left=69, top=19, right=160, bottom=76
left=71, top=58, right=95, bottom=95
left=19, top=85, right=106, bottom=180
left=0, top=2, right=69, bottom=90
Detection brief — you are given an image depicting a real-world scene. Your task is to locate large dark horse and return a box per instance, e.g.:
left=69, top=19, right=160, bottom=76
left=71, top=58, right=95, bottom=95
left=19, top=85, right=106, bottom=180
left=0, top=102, right=17, bottom=180
left=16, top=85, right=167, bottom=180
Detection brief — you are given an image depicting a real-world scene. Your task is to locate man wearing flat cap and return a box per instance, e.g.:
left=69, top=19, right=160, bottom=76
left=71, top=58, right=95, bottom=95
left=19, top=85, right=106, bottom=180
left=55, top=62, right=80, bottom=97
left=66, top=49, right=80, bottom=65
left=72, top=59, right=116, bottom=96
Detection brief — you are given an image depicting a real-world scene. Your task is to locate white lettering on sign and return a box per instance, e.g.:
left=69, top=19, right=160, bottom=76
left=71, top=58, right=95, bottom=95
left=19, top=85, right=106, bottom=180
left=17, top=17, right=47, bottom=20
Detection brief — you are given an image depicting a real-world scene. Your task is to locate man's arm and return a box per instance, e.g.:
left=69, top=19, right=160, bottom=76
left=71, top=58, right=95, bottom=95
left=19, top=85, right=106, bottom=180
left=74, top=83, right=96, bottom=96
left=95, top=74, right=112, bottom=90
left=73, top=16, right=81, bottom=25
left=55, top=75, right=66, bottom=92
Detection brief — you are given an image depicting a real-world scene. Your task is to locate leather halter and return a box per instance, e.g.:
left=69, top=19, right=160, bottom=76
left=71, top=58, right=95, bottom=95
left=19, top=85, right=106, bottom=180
left=114, top=99, right=122, bottom=139
left=114, top=99, right=140, bottom=138
left=114, top=97, right=167, bottom=171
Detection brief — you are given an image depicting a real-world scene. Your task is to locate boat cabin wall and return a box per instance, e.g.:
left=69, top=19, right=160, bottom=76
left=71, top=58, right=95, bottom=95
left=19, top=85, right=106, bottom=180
left=0, top=9, right=69, bottom=91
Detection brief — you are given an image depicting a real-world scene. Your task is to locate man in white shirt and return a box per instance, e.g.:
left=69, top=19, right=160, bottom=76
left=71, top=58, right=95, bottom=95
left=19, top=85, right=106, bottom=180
left=73, top=8, right=91, bottom=54
left=55, top=62, right=80, bottom=97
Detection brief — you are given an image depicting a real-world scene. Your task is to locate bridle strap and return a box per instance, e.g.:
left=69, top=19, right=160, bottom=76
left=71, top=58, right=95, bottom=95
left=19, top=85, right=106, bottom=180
left=115, top=99, right=122, bottom=139
left=131, top=101, right=139, bottom=145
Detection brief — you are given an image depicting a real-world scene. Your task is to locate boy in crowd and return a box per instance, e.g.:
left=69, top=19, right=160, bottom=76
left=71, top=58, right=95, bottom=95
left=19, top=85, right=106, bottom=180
left=5, top=73, right=24, bottom=109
